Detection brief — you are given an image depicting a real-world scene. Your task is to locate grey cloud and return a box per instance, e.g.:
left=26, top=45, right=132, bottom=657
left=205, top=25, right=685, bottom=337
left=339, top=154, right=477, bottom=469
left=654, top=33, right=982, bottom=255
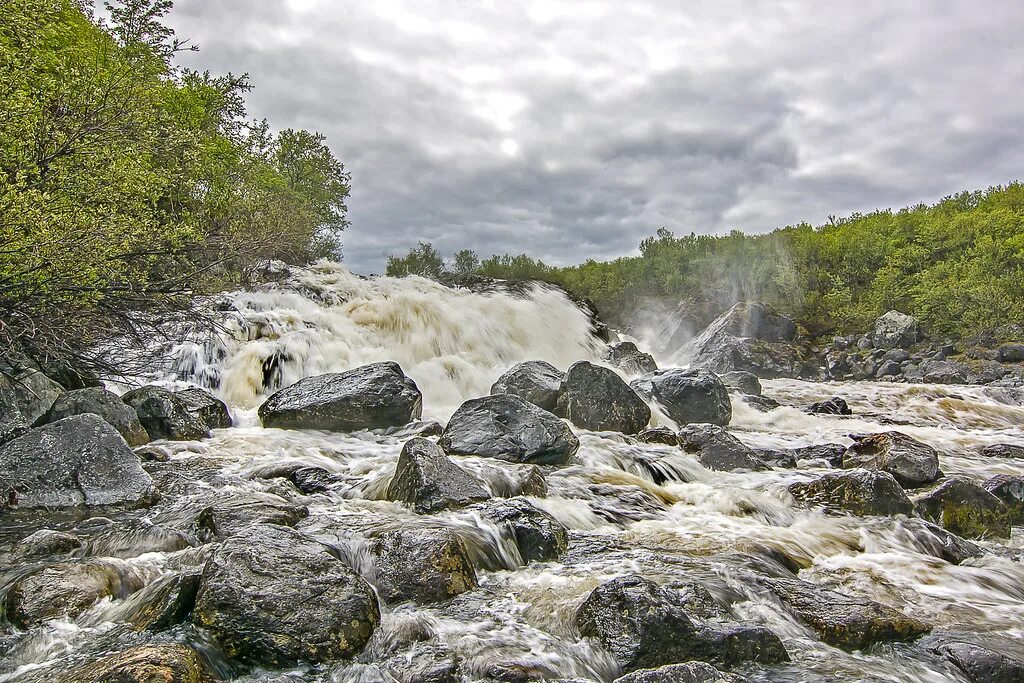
left=159, top=0, right=1024, bottom=273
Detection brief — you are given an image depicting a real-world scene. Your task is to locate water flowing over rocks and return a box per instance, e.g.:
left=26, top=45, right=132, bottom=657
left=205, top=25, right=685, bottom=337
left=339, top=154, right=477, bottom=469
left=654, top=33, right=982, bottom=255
left=788, top=469, right=914, bottom=516
left=35, top=386, right=151, bottom=446
left=983, top=474, right=1024, bottom=523
left=386, top=437, right=490, bottom=512
left=6, top=560, right=146, bottom=627
left=612, top=662, right=736, bottom=683
left=0, top=413, right=153, bottom=508
left=559, top=361, right=651, bottom=434
left=631, top=369, right=732, bottom=427
left=122, top=385, right=210, bottom=440
left=919, top=631, right=1024, bottom=683
left=56, top=644, right=216, bottom=683
left=369, top=527, right=478, bottom=604
left=677, top=424, right=770, bottom=472
left=913, top=476, right=1011, bottom=538
left=842, top=431, right=941, bottom=488
left=468, top=497, right=569, bottom=565
left=192, top=523, right=379, bottom=665
left=258, top=361, right=422, bottom=432
left=490, top=360, right=565, bottom=412
left=439, top=394, right=580, bottom=464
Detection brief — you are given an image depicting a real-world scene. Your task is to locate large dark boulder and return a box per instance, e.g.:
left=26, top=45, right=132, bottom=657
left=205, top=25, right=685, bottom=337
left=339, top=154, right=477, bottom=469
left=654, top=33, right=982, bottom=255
left=258, top=362, right=422, bottom=432
left=679, top=303, right=804, bottom=378
left=920, top=631, right=1024, bottom=683
left=386, top=437, right=490, bottom=513
left=631, top=369, right=731, bottom=427
left=719, top=371, right=761, bottom=396
left=56, top=644, right=215, bottom=683
left=122, top=386, right=210, bottom=441
left=490, top=360, right=565, bottom=412
left=0, top=414, right=153, bottom=508
left=767, top=578, right=929, bottom=650
left=0, top=354, right=64, bottom=424
left=6, top=560, right=145, bottom=627
left=983, top=474, right=1024, bottom=524
left=806, top=397, right=852, bottom=415
left=678, top=424, right=769, bottom=472
left=842, top=432, right=940, bottom=488
left=176, top=387, right=233, bottom=429
left=36, top=387, right=151, bottom=446
left=606, top=342, right=658, bottom=375
left=613, top=663, right=734, bottom=683
left=439, top=394, right=579, bottom=465
left=788, top=470, right=914, bottom=516
left=913, top=477, right=1010, bottom=539
left=470, top=498, right=569, bottom=565
left=559, top=361, right=651, bottom=434
left=576, top=575, right=787, bottom=673
left=872, top=311, right=920, bottom=350
left=193, top=523, right=379, bottom=665
left=369, top=528, right=477, bottom=604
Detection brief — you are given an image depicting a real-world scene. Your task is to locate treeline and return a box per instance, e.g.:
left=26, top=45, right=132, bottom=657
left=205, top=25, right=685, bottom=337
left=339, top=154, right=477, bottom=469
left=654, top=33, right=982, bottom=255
left=0, top=0, right=349, bottom=372
left=386, top=184, right=1024, bottom=340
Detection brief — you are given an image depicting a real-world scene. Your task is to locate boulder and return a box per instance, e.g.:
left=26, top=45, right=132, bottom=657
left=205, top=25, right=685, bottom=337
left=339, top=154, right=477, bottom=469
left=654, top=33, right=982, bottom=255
left=0, top=354, right=64, bottom=424
left=767, top=578, right=928, bottom=650
left=369, top=528, right=477, bottom=604
left=56, top=644, right=215, bottom=683
left=36, top=387, right=150, bottom=446
left=471, top=498, right=569, bottom=565
left=752, top=448, right=797, bottom=469
left=842, top=432, right=940, bottom=488
left=872, top=311, right=920, bottom=350
left=636, top=427, right=680, bottom=447
left=995, top=343, right=1024, bottom=363
left=790, top=443, right=847, bottom=467
left=806, top=397, right=852, bottom=415
left=905, top=359, right=969, bottom=385
left=193, top=523, right=379, bottom=665
left=980, top=443, right=1024, bottom=459
left=606, top=342, right=658, bottom=375
left=0, top=414, right=153, bottom=509
left=913, top=477, right=1011, bottom=539
left=439, top=394, right=579, bottom=465
left=575, top=575, right=787, bottom=673
left=6, top=560, right=145, bottom=627
left=12, top=529, right=83, bottom=559
left=122, top=386, right=210, bottom=441
left=560, top=361, right=650, bottom=434
left=289, top=465, right=338, bottom=494
left=386, top=437, right=490, bottom=513
left=630, top=369, right=731, bottom=427
left=680, top=303, right=804, bottom=378
left=258, top=362, right=422, bottom=432
left=893, top=519, right=983, bottom=565
left=678, top=424, right=769, bottom=472
left=920, top=631, right=1024, bottom=683
left=112, top=570, right=202, bottom=631
left=0, top=373, right=28, bottom=444
left=490, top=360, right=565, bottom=412
left=983, top=474, right=1024, bottom=524
left=192, top=492, right=309, bottom=541
left=175, top=387, right=233, bottom=429
left=613, top=663, right=734, bottom=683
left=788, top=470, right=914, bottom=516
left=719, top=371, right=761, bottom=396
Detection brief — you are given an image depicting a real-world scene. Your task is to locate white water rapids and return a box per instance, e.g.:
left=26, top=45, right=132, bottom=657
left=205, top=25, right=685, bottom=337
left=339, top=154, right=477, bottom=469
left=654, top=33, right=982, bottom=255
left=2, top=262, right=1024, bottom=682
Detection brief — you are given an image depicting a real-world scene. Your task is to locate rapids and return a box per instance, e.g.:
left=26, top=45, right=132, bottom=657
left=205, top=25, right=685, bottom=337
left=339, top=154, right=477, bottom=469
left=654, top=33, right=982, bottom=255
left=2, top=262, right=1024, bottom=682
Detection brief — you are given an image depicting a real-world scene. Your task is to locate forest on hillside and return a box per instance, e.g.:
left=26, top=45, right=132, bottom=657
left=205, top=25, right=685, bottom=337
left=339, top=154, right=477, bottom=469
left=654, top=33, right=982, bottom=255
left=387, top=184, right=1024, bottom=340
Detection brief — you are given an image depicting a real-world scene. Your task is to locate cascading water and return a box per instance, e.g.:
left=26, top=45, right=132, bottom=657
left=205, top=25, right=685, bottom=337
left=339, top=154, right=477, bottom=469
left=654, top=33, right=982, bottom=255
left=2, top=262, right=1024, bottom=683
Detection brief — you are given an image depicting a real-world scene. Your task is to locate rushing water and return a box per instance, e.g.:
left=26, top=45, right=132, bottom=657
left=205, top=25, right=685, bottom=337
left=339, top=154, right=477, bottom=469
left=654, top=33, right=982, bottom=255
left=2, top=263, right=1024, bottom=682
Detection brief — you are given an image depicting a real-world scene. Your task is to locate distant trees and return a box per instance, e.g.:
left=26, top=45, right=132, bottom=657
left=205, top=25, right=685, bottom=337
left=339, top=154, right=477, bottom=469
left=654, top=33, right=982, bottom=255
left=385, top=242, right=446, bottom=278
left=0, top=0, right=350, bottom=372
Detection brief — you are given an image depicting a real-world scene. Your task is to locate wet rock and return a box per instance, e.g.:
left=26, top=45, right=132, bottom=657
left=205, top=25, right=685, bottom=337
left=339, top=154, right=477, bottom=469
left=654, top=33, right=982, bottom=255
left=720, top=371, right=761, bottom=396
left=875, top=360, right=903, bottom=378
left=258, top=362, right=422, bottom=432
left=56, top=643, right=215, bottom=683
left=790, top=443, right=847, bottom=467
left=384, top=644, right=461, bottom=683
left=0, top=374, right=28, bottom=444
left=36, top=387, right=151, bottom=446
left=740, top=394, right=780, bottom=412
left=0, top=414, right=154, bottom=508
left=752, top=448, right=797, bottom=469
left=175, top=387, right=233, bottom=429
left=193, top=523, right=379, bottom=665
left=613, top=662, right=735, bottom=683
left=290, top=465, right=338, bottom=494
left=122, top=386, right=210, bottom=441
left=193, top=491, right=309, bottom=541
left=872, top=310, right=919, bottom=350
left=471, top=498, right=569, bottom=564
left=842, top=432, right=940, bottom=488
left=507, top=464, right=548, bottom=498
left=636, top=427, right=680, bottom=446
left=893, top=519, right=983, bottom=565
left=920, top=631, right=1024, bottom=683
left=983, top=474, right=1024, bottom=524
left=767, top=577, right=929, bottom=650
left=490, top=360, right=565, bottom=413
left=0, top=354, right=64, bottom=424
left=560, top=361, right=651, bottom=434
left=631, top=369, right=731, bottom=427
left=576, top=575, right=787, bottom=673
left=376, top=420, right=445, bottom=439
left=913, top=476, right=1011, bottom=539
left=113, top=570, right=202, bottom=631
left=440, top=394, right=580, bottom=465
left=6, top=560, right=145, bottom=627
left=683, top=303, right=804, bottom=378
left=806, top=397, right=852, bottom=415
left=996, top=343, right=1024, bottom=363
left=788, top=470, right=914, bottom=516
left=606, top=342, right=658, bottom=375
left=905, top=359, right=970, bottom=385
left=980, top=443, right=1024, bottom=459
left=83, top=523, right=196, bottom=557
left=678, top=424, right=769, bottom=472
left=12, top=529, right=83, bottom=559
left=387, top=437, right=490, bottom=513
left=370, top=528, right=477, bottom=604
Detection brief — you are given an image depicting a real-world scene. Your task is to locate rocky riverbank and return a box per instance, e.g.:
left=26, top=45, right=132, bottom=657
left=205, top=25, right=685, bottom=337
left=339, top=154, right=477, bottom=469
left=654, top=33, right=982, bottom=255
left=1, top=264, right=1023, bottom=683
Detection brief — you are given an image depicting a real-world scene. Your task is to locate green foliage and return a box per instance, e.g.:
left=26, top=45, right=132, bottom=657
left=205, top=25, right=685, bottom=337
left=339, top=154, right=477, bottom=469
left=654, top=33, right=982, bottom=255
left=385, top=242, right=446, bottom=278
left=0, top=0, right=349, bottom=369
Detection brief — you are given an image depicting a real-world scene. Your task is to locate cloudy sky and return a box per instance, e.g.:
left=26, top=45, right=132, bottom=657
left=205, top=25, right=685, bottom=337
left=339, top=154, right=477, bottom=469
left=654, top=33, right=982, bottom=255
left=162, top=1, right=1023, bottom=274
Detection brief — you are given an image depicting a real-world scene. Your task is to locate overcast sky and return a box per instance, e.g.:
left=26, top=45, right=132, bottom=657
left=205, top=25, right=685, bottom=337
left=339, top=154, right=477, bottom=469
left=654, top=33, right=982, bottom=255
left=161, top=1, right=1024, bottom=274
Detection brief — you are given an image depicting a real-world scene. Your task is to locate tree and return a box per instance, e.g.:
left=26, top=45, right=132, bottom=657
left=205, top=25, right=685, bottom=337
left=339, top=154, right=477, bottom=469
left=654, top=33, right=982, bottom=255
left=451, top=249, right=480, bottom=277
left=385, top=242, right=446, bottom=279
